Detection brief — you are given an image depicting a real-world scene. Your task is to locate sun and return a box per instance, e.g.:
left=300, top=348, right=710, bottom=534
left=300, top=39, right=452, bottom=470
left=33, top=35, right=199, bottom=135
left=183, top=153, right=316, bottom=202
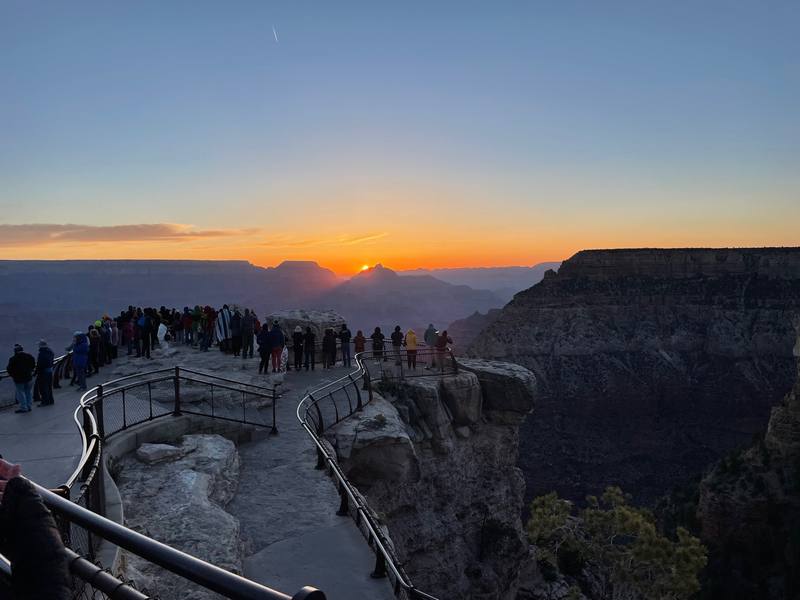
left=360, top=264, right=370, bottom=272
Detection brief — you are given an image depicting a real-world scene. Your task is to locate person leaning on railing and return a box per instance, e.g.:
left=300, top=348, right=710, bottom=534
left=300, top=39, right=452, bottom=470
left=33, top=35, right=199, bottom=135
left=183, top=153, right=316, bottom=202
left=0, top=458, right=70, bottom=599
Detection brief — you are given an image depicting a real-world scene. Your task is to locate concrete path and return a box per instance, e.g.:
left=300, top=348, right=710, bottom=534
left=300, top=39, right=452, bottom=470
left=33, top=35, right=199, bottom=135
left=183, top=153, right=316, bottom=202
left=0, top=343, right=393, bottom=599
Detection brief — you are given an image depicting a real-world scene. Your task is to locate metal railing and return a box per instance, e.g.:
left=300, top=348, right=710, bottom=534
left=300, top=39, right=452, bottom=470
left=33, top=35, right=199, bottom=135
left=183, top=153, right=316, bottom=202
left=1, top=364, right=325, bottom=600
left=296, top=347, right=459, bottom=600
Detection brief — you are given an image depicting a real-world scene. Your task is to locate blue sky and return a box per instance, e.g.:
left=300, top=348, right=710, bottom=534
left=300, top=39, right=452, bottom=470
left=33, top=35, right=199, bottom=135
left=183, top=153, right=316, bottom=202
left=1, top=1, right=798, bottom=272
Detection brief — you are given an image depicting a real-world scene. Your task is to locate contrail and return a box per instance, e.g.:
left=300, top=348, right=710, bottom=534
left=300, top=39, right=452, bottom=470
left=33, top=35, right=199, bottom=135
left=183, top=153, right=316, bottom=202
left=272, top=25, right=279, bottom=43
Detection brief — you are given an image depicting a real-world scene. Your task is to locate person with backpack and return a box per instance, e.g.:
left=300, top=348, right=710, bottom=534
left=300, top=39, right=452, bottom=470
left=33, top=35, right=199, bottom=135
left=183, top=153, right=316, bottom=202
left=435, top=330, right=453, bottom=371
left=6, top=345, right=36, bottom=413
left=303, top=326, right=316, bottom=371
left=35, top=340, right=55, bottom=406
left=339, top=324, right=352, bottom=368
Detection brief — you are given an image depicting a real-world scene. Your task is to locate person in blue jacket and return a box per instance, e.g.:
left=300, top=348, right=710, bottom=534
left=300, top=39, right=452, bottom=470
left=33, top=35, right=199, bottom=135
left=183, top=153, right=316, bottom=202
left=70, top=332, right=90, bottom=391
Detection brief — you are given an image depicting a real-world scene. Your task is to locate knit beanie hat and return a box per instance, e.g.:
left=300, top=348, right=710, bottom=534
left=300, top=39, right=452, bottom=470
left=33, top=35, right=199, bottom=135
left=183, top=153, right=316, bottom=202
left=13, top=344, right=23, bottom=353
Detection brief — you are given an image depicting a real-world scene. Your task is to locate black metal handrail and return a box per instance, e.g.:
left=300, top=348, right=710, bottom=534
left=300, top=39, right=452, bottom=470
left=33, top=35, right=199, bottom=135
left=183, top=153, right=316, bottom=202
left=296, top=347, right=459, bottom=600
left=2, top=364, right=323, bottom=600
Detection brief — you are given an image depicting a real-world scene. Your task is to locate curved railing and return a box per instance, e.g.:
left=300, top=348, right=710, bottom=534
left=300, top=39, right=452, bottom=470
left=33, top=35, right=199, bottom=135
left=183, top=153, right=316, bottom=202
left=1, top=364, right=324, bottom=600
left=296, top=347, right=459, bottom=600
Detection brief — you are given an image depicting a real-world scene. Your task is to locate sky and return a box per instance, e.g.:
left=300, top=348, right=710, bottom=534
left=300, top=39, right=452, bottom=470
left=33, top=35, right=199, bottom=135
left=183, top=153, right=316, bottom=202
left=1, top=1, right=798, bottom=274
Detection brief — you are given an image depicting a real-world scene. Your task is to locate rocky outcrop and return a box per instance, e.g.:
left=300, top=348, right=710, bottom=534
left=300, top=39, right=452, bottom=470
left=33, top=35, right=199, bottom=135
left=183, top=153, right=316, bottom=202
left=694, top=320, right=800, bottom=599
left=447, top=309, right=503, bottom=354
left=265, top=308, right=346, bottom=340
left=326, top=361, right=535, bottom=599
left=469, top=248, right=800, bottom=505
left=115, top=435, right=241, bottom=600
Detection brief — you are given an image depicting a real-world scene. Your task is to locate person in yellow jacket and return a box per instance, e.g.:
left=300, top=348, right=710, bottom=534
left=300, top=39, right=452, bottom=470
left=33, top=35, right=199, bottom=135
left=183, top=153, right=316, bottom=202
left=404, top=329, right=418, bottom=369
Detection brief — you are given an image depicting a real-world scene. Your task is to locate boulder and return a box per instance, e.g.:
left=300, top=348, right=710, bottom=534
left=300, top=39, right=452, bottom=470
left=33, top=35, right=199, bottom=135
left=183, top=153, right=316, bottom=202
left=136, top=443, right=185, bottom=464
left=459, top=359, right=536, bottom=425
left=401, top=378, right=452, bottom=438
left=326, top=395, right=419, bottom=487
left=264, top=309, right=346, bottom=341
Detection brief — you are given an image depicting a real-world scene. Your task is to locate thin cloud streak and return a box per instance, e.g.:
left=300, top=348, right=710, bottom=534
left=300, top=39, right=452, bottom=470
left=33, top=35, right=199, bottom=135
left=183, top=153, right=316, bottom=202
left=0, top=223, right=258, bottom=247
left=258, top=232, right=389, bottom=249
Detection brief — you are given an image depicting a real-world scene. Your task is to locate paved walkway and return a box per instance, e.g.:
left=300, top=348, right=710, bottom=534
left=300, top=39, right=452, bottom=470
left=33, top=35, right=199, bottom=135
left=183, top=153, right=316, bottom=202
left=0, top=343, right=393, bottom=599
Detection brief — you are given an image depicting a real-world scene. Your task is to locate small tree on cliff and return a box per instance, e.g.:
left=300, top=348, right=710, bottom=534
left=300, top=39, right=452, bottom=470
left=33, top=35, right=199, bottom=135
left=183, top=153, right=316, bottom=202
left=527, top=487, right=707, bottom=600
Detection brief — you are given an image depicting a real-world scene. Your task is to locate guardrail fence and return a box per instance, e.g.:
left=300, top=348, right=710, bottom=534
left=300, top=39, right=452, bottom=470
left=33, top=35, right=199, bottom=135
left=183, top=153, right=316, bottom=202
left=297, top=348, right=458, bottom=600
left=1, top=365, right=323, bottom=600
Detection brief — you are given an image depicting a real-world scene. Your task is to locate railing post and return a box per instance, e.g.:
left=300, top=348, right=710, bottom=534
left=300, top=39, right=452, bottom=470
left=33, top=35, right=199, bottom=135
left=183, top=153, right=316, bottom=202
left=371, top=552, right=387, bottom=579
left=95, top=385, right=105, bottom=439
left=352, top=376, right=363, bottom=412
left=336, top=482, right=349, bottom=516
left=173, top=366, right=181, bottom=416
left=270, top=388, right=279, bottom=435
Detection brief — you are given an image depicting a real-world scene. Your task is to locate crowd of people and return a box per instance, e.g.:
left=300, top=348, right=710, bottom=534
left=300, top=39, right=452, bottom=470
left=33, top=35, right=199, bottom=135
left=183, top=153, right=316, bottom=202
left=4, top=303, right=455, bottom=414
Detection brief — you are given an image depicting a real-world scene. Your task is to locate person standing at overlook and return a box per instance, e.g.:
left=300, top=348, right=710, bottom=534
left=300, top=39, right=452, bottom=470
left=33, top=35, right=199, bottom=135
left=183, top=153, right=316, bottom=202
left=423, top=324, right=437, bottom=348
left=371, top=327, right=385, bottom=359
left=292, top=326, right=304, bottom=371
left=404, top=328, right=418, bottom=370
left=216, top=305, right=232, bottom=353
left=70, top=332, right=89, bottom=391
left=322, top=329, right=335, bottom=369
left=257, top=322, right=271, bottom=374
left=35, top=340, right=55, bottom=406
left=353, top=330, right=366, bottom=354
left=303, top=326, right=316, bottom=371
left=391, top=325, right=404, bottom=365
left=435, top=330, right=453, bottom=371
left=339, top=324, right=352, bottom=368
left=241, top=308, right=255, bottom=360
left=269, top=320, right=285, bottom=373
left=6, top=345, right=35, bottom=413
left=230, top=309, right=242, bottom=357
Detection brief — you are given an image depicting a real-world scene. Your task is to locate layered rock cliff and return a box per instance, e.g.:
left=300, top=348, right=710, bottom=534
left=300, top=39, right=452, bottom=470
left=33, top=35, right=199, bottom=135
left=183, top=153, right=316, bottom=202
left=469, top=248, right=800, bottom=505
left=694, top=319, right=800, bottom=599
left=325, top=361, right=536, bottom=599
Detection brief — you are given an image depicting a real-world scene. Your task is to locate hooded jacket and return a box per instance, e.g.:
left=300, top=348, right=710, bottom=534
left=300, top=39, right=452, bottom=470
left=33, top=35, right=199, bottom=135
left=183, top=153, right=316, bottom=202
left=72, top=335, right=89, bottom=368
left=36, top=346, right=55, bottom=373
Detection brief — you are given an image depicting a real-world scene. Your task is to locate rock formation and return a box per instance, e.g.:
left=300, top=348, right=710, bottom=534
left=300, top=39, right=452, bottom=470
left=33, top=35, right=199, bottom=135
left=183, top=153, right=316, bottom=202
left=265, top=308, right=346, bottom=340
left=694, top=318, right=800, bottom=599
left=325, top=360, right=536, bottom=599
left=469, top=248, right=800, bottom=505
left=115, top=435, right=241, bottom=600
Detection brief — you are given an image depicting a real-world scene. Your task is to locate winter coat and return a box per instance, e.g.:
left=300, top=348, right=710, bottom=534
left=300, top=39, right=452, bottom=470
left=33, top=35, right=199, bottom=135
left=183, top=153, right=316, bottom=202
left=339, top=328, right=352, bottom=345
left=242, top=314, right=256, bottom=335
left=303, top=331, right=316, bottom=351
left=230, top=313, right=242, bottom=337
left=404, top=330, right=417, bottom=350
left=354, top=334, right=366, bottom=353
left=256, top=329, right=271, bottom=354
left=322, top=332, right=336, bottom=354
left=370, top=332, right=385, bottom=352
left=391, top=330, right=404, bottom=347
left=269, top=326, right=285, bottom=349
left=292, top=332, right=304, bottom=352
left=72, top=335, right=89, bottom=368
left=0, top=477, right=71, bottom=599
left=36, top=347, right=55, bottom=373
left=435, top=333, right=452, bottom=350
left=424, top=326, right=437, bottom=346
left=5, top=352, right=35, bottom=384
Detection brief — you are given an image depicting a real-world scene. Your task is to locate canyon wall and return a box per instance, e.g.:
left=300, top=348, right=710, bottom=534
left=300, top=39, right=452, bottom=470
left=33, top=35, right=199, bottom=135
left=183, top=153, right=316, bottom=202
left=694, top=319, right=800, bottom=599
left=469, top=248, right=800, bottom=504
left=326, top=360, right=536, bottom=599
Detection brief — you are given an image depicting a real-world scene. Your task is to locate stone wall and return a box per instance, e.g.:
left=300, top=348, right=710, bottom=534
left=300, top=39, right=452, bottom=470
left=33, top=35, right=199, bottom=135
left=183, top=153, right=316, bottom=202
left=325, top=360, right=536, bottom=599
